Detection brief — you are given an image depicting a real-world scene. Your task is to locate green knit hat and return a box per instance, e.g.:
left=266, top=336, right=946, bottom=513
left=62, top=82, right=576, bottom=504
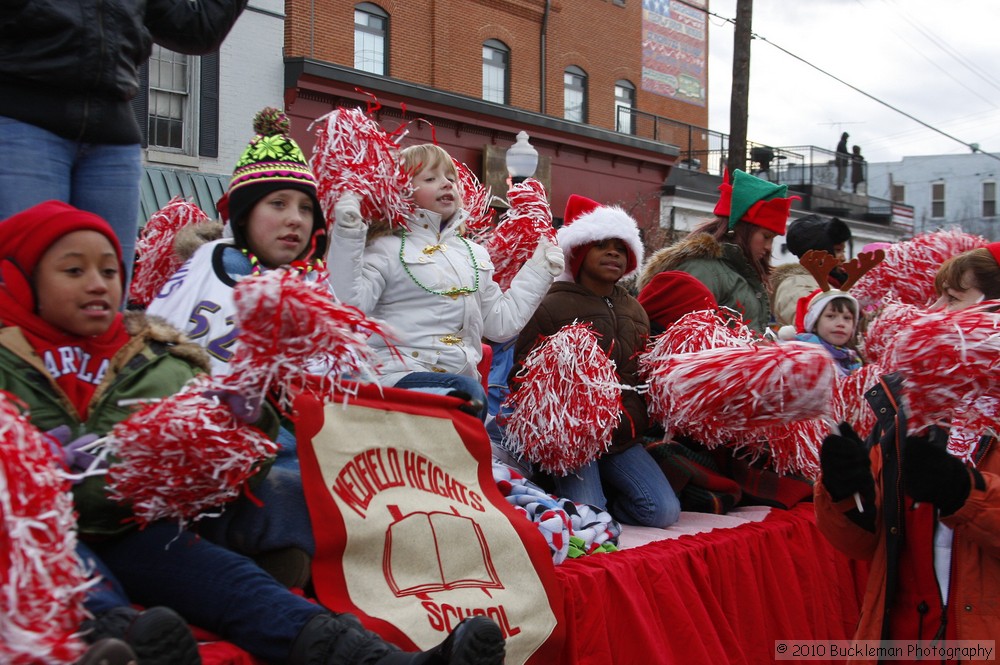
left=221, top=107, right=326, bottom=255
left=717, top=169, right=798, bottom=235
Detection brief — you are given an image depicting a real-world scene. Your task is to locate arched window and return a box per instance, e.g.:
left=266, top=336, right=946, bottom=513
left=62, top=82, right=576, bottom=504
left=354, top=3, right=388, bottom=75
left=564, top=66, right=587, bottom=123
left=614, top=80, right=636, bottom=134
left=482, top=39, right=510, bottom=104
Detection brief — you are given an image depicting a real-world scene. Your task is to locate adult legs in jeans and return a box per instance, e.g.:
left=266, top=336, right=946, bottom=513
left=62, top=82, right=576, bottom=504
left=600, top=444, right=680, bottom=528
left=90, top=522, right=325, bottom=663
left=0, top=117, right=141, bottom=286
left=393, top=371, right=487, bottom=419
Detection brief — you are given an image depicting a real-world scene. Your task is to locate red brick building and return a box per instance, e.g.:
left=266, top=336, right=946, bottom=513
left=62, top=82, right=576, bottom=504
left=282, top=0, right=711, bottom=237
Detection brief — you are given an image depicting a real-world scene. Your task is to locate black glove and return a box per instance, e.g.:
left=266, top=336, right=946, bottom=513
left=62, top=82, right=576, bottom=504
left=902, top=436, right=972, bottom=516
left=820, top=422, right=875, bottom=503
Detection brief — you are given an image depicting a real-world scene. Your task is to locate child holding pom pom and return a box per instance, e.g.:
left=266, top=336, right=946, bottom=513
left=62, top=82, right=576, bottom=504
left=329, top=143, right=564, bottom=416
left=815, top=242, right=1000, bottom=649
left=0, top=201, right=507, bottom=665
left=147, top=107, right=330, bottom=466
left=508, top=194, right=680, bottom=528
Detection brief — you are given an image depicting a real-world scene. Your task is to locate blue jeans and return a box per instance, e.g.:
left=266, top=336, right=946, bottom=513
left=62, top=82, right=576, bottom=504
left=90, top=522, right=324, bottom=663
left=552, top=444, right=681, bottom=528
left=0, top=116, right=142, bottom=286
left=78, top=542, right=131, bottom=616
left=485, top=340, right=516, bottom=418
left=194, top=465, right=315, bottom=556
left=393, top=371, right=487, bottom=420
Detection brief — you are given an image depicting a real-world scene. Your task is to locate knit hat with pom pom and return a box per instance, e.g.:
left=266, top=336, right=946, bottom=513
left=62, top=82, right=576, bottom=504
left=219, top=107, right=326, bottom=256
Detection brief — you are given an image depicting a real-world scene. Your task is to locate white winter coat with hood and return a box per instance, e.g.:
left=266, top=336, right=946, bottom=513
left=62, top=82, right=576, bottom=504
left=327, top=208, right=554, bottom=386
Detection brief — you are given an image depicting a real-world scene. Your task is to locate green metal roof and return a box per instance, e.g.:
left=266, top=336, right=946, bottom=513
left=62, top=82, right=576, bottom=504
left=139, top=166, right=229, bottom=225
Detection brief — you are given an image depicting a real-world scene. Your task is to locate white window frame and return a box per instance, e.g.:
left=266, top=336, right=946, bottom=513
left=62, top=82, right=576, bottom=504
left=614, top=80, right=636, bottom=134
left=354, top=3, right=388, bottom=76
left=931, top=182, right=946, bottom=218
left=564, top=66, right=587, bottom=123
left=983, top=181, right=996, bottom=218
left=482, top=40, right=509, bottom=104
left=147, top=45, right=197, bottom=154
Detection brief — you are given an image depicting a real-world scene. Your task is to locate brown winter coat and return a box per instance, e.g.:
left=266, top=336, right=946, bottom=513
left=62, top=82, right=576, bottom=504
left=511, top=281, right=650, bottom=454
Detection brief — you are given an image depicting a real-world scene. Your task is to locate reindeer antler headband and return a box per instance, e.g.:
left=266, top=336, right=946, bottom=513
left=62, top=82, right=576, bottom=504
left=800, top=248, right=886, bottom=292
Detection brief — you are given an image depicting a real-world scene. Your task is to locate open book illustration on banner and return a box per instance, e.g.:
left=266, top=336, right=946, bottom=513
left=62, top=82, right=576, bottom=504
left=384, top=505, right=504, bottom=598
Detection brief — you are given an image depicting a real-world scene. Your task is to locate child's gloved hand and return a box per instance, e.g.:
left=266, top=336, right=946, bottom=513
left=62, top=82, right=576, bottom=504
left=203, top=388, right=262, bottom=424
left=532, top=238, right=565, bottom=277
left=903, top=436, right=974, bottom=516
left=44, top=425, right=104, bottom=479
left=820, top=422, right=874, bottom=503
left=334, top=191, right=364, bottom=230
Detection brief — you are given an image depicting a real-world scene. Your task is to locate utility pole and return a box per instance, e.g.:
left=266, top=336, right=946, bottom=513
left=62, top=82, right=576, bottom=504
left=727, top=0, right=752, bottom=175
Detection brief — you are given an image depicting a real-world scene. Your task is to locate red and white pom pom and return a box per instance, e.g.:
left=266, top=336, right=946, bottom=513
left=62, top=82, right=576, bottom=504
left=889, top=304, right=1000, bottom=433
left=453, top=158, right=495, bottom=243
left=642, top=307, right=760, bottom=360
left=129, top=196, right=210, bottom=307
left=862, top=300, right=926, bottom=367
left=309, top=106, right=413, bottom=229
left=502, top=323, right=622, bottom=475
left=1, top=393, right=90, bottom=664
left=228, top=269, right=393, bottom=410
left=484, top=179, right=556, bottom=290
left=753, top=418, right=826, bottom=478
left=644, top=342, right=837, bottom=441
left=104, top=376, right=279, bottom=529
left=852, top=229, right=987, bottom=312
left=831, top=362, right=882, bottom=440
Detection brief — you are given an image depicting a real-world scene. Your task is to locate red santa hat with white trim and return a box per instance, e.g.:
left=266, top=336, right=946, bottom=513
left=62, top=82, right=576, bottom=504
left=556, top=194, right=645, bottom=282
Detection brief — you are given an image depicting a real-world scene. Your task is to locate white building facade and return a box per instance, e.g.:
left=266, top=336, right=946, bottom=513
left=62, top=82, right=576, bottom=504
left=867, top=152, right=1000, bottom=241
left=137, top=0, right=286, bottom=220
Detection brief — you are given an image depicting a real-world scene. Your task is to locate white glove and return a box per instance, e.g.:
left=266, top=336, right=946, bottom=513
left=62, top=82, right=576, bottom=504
left=334, top=191, right=364, bottom=230
left=532, top=238, right=565, bottom=277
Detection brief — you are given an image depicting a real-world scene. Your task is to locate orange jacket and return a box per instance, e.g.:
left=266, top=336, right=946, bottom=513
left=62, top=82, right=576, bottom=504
left=814, top=376, right=1000, bottom=663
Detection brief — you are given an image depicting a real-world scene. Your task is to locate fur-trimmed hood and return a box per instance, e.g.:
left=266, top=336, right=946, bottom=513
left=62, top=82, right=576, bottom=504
left=769, top=262, right=811, bottom=300
left=636, top=232, right=721, bottom=290
left=174, top=220, right=225, bottom=263
left=122, top=310, right=211, bottom=372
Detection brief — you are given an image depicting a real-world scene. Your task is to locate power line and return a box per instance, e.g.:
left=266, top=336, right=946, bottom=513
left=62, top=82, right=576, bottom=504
left=747, top=32, right=1000, bottom=164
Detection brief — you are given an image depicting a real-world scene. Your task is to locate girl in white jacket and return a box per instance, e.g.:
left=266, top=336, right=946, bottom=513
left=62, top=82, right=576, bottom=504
left=328, top=144, right=563, bottom=417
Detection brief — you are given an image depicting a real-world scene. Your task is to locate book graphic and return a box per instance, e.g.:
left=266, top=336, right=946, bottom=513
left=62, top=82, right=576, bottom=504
left=383, top=505, right=504, bottom=598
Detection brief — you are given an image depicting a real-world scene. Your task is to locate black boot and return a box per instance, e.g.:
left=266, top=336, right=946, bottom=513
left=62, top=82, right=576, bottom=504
left=81, top=606, right=201, bottom=665
left=287, top=612, right=400, bottom=665
left=76, top=638, right=137, bottom=665
left=288, top=613, right=505, bottom=665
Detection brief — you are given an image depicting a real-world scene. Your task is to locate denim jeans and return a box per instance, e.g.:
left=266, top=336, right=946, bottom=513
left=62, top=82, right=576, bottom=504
left=193, top=465, right=316, bottom=556
left=393, top=371, right=487, bottom=419
left=0, top=116, right=142, bottom=286
left=78, top=541, right=131, bottom=615
left=552, top=444, right=681, bottom=528
left=89, top=522, right=324, bottom=663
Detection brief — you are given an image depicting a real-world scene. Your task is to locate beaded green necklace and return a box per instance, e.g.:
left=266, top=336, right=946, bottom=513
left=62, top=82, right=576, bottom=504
left=398, top=231, right=479, bottom=299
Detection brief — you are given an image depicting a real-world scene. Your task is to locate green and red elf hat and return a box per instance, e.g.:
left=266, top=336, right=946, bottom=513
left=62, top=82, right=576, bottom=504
left=713, top=169, right=800, bottom=236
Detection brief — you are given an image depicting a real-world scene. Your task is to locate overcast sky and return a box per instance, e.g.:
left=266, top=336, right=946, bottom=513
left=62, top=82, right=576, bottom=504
left=706, top=0, right=1000, bottom=164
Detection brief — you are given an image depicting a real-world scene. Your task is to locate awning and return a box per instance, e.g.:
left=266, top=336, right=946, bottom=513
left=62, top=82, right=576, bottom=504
left=139, top=166, right=229, bottom=224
